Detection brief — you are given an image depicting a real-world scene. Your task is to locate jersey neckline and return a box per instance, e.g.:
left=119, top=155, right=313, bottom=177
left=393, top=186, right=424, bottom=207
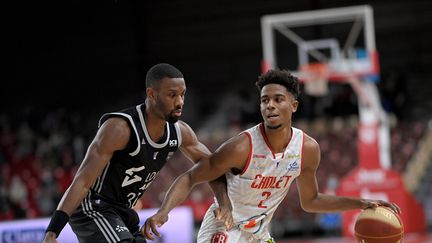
left=136, top=104, right=171, bottom=148
left=258, top=123, right=293, bottom=159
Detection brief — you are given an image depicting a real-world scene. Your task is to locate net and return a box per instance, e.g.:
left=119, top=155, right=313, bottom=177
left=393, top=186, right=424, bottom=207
left=300, top=62, right=329, bottom=97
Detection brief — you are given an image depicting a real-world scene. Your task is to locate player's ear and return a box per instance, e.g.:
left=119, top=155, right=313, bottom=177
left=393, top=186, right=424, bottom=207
left=291, top=100, right=299, bottom=113
left=146, top=87, right=156, bottom=101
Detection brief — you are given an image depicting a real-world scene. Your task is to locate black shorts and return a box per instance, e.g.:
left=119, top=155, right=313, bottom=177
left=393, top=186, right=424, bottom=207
left=69, top=195, right=147, bottom=243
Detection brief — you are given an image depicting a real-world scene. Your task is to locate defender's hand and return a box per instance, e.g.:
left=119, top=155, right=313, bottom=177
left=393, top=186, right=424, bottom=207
left=141, top=212, right=168, bottom=240
left=214, top=205, right=234, bottom=230
left=42, top=232, right=57, bottom=243
left=362, top=199, right=401, bottom=214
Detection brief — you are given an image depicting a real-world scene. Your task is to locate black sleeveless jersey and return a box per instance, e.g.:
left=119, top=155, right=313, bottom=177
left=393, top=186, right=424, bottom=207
left=90, top=104, right=182, bottom=208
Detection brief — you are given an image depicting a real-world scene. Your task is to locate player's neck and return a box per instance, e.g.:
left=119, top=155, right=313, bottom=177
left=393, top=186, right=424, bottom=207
left=144, top=105, right=167, bottom=142
left=263, top=123, right=292, bottom=153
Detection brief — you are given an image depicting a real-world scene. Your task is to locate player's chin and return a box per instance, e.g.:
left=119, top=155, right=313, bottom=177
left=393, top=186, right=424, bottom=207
left=265, top=119, right=280, bottom=127
left=167, top=115, right=180, bottom=123
left=266, top=122, right=282, bottom=130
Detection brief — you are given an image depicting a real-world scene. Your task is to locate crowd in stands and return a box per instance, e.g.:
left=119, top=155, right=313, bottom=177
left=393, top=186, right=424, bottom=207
left=0, top=107, right=429, bottom=236
left=0, top=109, right=89, bottom=220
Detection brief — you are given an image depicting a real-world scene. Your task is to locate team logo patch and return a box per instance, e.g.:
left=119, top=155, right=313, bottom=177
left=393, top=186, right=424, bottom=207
left=211, top=232, right=228, bottom=243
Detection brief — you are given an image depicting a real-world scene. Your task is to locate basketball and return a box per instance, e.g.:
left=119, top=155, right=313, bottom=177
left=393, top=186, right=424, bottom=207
left=354, top=206, right=404, bottom=243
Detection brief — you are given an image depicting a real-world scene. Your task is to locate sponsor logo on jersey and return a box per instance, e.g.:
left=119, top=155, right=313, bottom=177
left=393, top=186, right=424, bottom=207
left=122, top=166, right=146, bottom=187
left=251, top=160, right=266, bottom=170
left=211, top=232, right=228, bottom=243
left=169, top=140, right=177, bottom=147
left=236, top=213, right=267, bottom=230
left=287, top=160, right=300, bottom=172
left=287, top=154, right=300, bottom=159
left=251, top=174, right=292, bottom=189
left=253, top=154, right=266, bottom=158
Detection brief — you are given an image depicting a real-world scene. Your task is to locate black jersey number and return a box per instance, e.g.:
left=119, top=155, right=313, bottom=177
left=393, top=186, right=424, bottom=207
left=127, top=192, right=143, bottom=208
left=124, top=169, right=158, bottom=208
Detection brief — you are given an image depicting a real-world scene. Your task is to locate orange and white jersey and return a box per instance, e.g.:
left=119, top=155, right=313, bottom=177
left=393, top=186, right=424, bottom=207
left=225, top=123, right=304, bottom=240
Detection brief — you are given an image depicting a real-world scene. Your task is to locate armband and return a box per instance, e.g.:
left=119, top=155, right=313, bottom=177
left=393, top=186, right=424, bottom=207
left=45, top=210, right=69, bottom=238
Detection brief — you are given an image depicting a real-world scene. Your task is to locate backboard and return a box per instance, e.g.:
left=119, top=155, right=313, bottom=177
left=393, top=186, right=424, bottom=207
left=260, top=5, right=379, bottom=87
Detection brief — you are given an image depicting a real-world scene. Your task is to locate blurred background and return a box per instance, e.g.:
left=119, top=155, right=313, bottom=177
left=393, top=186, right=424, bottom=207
left=2, top=0, right=432, bottom=242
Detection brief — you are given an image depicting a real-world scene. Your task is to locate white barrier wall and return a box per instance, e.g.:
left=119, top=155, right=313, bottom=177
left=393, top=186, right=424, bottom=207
left=0, top=206, right=194, bottom=243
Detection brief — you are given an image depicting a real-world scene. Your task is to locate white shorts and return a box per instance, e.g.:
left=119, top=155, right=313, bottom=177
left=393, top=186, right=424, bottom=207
left=197, top=203, right=274, bottom=243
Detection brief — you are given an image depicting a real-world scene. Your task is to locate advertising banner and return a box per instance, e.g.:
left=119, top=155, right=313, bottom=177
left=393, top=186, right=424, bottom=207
left=0, top=206, right=194, bottom=243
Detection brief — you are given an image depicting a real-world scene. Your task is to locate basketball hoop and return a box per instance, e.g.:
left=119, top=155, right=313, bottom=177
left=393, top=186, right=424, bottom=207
left=300, top=62, right=330, bottom=97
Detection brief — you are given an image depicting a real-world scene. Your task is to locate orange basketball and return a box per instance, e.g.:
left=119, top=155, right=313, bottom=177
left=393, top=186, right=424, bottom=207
left=354, top=206, right=404, bottom=243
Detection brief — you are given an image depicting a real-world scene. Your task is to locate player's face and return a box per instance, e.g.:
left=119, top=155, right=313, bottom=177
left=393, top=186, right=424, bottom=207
left=152, top=77, right=186, bottom=123
left=260, top=84, right=298, bottom=130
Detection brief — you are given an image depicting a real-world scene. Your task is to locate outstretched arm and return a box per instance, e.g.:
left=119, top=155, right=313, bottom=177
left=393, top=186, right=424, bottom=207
left=142, top=132, right=249, bottom=240
left=43, top=118, right=130, bottom=243
left=176, top=122, right=232, bottom=227
left=296, top=134, right=400, bottom=213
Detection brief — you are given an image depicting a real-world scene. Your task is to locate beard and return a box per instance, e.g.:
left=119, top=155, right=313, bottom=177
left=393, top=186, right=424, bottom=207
left=166, top=114, right=179, bottom=123
left=165, top=109, right=182, bottom=123
left=155, top=98, right=181, bottom=123
left=266, top=123, right=282, bottom=130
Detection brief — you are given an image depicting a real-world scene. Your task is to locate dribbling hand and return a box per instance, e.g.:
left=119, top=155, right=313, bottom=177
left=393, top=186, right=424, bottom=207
left=213, top=206, right=234, bottom=230
left=141, top=212, right=168, bottom=240
left=362, top=199, right=401, bottom=215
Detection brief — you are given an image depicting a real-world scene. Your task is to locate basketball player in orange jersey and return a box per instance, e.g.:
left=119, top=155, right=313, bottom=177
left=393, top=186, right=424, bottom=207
left=42, top=63, right=230, bottom=243
left=143, top=69, right=401, bottom=243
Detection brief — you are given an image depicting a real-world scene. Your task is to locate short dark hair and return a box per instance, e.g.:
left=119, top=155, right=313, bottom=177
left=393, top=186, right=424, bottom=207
left=145, top=63, right=184, bottom=88
left=255, top=69, right=300, bottom=99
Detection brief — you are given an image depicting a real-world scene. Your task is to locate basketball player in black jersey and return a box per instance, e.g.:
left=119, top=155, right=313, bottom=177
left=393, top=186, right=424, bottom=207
left=43, top=63, right=231, bottom=243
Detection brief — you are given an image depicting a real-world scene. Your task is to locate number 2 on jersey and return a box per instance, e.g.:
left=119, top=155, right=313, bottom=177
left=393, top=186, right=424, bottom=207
left=258, top=191, right=271, bottom=208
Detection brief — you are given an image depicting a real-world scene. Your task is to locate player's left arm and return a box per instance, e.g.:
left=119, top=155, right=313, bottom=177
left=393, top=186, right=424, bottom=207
left=296, top=134, right=401, bottom=214
left=177, top=121, right=232, bottom=224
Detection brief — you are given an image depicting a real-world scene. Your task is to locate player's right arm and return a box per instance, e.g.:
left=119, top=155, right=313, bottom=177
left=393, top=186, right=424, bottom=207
left=43, top=117, right=130, bottom=243
left=142, top=133, right=250, bottom=240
